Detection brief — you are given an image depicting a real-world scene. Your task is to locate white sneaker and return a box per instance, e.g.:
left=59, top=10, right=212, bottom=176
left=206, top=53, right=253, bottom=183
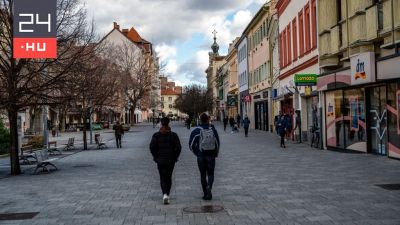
left=163, top=194, right=169, bottom=204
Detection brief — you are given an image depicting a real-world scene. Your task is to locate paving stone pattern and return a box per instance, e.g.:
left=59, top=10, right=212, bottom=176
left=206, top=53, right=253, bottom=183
left=0, top=123, right=399, bottom=225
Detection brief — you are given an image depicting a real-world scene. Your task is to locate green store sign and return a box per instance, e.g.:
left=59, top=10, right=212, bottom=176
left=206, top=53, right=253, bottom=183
left=294, top=74, right=317, bottom=86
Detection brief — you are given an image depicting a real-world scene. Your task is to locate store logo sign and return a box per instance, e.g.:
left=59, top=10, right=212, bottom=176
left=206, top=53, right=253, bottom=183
left=351, top=52, right=375, bottom=85
left=13, top=0, right=57, bottom=59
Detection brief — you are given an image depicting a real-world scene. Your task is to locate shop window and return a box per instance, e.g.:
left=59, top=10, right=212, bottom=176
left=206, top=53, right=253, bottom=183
left=343, top=89, right=366, bottom=152
left=325, top=90, right=344, bottom=148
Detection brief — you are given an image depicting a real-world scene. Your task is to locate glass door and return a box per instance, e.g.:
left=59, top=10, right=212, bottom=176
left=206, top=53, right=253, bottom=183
left=368, top=86, right=387, bottom=155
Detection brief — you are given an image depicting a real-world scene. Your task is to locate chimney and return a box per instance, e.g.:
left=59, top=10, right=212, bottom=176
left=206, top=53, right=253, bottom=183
left=113, top=22, right=120, bottom=30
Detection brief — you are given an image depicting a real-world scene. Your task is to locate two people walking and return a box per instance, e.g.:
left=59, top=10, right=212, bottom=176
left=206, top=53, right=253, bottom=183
left=150, top=113, right=220, bottom=204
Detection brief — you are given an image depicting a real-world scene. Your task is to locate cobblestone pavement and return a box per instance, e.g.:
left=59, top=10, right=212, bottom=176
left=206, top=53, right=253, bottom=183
left=0, top=122, right=399, bottom=225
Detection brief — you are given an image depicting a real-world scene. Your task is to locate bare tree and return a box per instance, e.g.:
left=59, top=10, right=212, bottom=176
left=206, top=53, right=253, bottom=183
left=63, top=47, right=120, bottom=150
left=0, top=0, right=96, bottom=175
left=106, top=40, right=157, bottom=125
left=175, top=84, right=214, bottom=119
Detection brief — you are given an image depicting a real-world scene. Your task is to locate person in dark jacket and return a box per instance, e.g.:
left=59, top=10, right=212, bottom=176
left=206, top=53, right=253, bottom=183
left=150, top=117, right=182, bottom=204
left=223, top=116, right=228, bottom=131
left=113, top=121, right=124, bottom=148
left=229, top=117, right=235, bottom=128
left=236, top=114, right=241, bottom=128
left=277, top=115, right=287, bottom=148
left=189, top=113, right=220, bottom=200
left=242, top=115, right=250, bottom=137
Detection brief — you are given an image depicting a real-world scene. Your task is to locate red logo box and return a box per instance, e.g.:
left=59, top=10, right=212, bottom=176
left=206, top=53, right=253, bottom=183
left=13, top=38, right=57, bottom=59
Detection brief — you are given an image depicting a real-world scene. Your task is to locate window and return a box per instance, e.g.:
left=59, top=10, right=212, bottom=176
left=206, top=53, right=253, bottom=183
left=283, top=30, right=287, bottom=66
left=161, top=97, right=164, bottom=101
left=299, top=10, right=304, bottom=56
left=279, top=34, right=283, bottom=68
left=287, top=25, right=292, bottom=64
left=169, top=104, right=173, bottom=109
left=311, top=0, right=317, bottom=48
left=168, top=97, right=172, bottom=102
left=305, top=4, right=311, bottom=52
left=292, top=18, right=298, bottom=61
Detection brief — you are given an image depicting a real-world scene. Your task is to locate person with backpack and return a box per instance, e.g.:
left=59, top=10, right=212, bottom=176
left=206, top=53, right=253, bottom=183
left=189, top=113, right=220, bottom=200
left=242, top=115, right=250, bottom=137
left=150, top=117, right=182, bottom=204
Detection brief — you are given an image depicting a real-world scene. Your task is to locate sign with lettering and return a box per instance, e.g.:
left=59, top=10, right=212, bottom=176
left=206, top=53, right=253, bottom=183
left=294, top=74, right=317, bottom=86
left=13, top=0, right=57, bottom=58
left=350, top=52, right=375, bottom=85
left=227, top=95, right=238, bottom=106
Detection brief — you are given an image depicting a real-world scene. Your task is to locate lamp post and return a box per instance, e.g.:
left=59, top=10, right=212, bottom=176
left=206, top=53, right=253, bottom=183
left=89, top=99, right=93, bottom=144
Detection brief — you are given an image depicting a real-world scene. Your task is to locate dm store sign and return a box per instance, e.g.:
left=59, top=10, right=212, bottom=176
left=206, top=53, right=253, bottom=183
left=13, top=0, right=57, bottom=59
left=350, top=52, right=375, bottom=86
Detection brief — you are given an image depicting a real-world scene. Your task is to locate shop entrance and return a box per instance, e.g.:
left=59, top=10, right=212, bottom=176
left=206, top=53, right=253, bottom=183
left=254, top=101, right=268, bottom=131
left=367, top=86, right=388, bottom=155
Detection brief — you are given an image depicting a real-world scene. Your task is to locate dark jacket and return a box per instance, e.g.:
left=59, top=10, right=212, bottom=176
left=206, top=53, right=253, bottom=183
left=277, top=117, right=287, bottom=136
left=189, top=124, right=220, bottom=158
left=150, top=126, right=182, bottom=165
left=223, top=117, right=228, bottom=125
left=242, top=118, right=250, bottom=129
left=113, top=124, right=124, bottom=136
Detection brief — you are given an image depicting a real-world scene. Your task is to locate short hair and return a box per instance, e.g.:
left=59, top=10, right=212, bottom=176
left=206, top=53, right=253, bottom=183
left=199, top=113, right=209, bottom=124
left=161, top=117, right=170, bottom=126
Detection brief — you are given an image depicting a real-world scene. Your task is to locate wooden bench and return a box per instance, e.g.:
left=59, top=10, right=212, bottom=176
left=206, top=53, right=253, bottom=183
left=34, top=149, right=58, bottom=174
left=47, top=141, right=62, bottom=155
left=63, top=138, right=75, bottom=151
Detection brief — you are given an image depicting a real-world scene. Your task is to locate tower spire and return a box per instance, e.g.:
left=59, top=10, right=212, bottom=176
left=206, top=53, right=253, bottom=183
left=211, top=29, right=219, bottom=55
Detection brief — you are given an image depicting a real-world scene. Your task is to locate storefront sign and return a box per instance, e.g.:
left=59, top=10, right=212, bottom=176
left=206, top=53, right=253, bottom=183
left=294, top=74, right=317, bottom=86
left=13, top=0, right=57, bottom=59
left=350, top=52, right=375, bottom=85
left=242, top=95, right=251, bottom=103
left=227, top=95, right=237, bottom=106
left=253, top=95, right=261, bottom=100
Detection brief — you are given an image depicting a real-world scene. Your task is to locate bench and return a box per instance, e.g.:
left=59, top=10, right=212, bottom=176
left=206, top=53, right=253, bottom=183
left=95, top=135, right=107, bottom=149
left=47, top=141, right=63, bottom=155
left=34, top=149, right=58, bottom=174
left=63, top=138, right=75, bottom=151
left=19, top=145, right=37, bottom=164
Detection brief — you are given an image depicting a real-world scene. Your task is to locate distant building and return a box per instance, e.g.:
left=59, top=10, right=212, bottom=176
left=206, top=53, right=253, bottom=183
left=160, top=77, right=184, bottom=118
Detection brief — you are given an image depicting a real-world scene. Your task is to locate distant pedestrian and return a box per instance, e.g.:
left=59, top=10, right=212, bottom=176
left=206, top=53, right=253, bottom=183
left=223, top=116, right=228, bottom=131
left=229, top=117, right=235, bottom=128
left=277, top=115, right=287, bottom=148
left=186, top=117, right=191, bottom=130
left=112, top=121, right=124, bottom=148
left=242, top=116, right=250, bottom=137
left=189, top=113, right=220, bottom=200
left=236, top=114, right=241, bottom=128
left=150, top=117, right=182, bottom=205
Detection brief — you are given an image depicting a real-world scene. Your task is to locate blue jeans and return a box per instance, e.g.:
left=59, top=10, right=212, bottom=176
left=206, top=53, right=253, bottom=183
left=197, top=157, right=215, bottom=195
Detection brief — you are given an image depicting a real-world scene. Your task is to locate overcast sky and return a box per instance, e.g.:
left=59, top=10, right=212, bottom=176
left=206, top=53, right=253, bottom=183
left=85, top=0, right=266, bottom=86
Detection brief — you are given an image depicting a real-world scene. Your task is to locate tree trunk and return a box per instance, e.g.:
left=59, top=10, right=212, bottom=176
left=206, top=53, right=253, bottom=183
left=8, top=107, right=21, bottom=175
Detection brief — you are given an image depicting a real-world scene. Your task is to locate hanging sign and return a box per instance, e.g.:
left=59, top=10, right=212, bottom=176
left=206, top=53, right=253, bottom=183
left=294, top=74, right=317, bottom=86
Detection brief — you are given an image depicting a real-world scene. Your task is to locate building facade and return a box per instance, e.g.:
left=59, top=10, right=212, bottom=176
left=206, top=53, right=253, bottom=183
left=236, top=36, right=251, bottom=120
left=160, top=77, right=184, bottom=118
left=225, top=38, right=240, bottom=118
left=277, top=0, right=319, bottom=141
left=206, top=32, right=226, bottom=120
left=317, top=0, right=400, bottom=159
left=245, top=2, right=274, bottom=131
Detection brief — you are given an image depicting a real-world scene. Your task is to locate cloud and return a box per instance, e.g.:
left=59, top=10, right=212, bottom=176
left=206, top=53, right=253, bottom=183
left=85, top=0, right=265, bottom=85
left=155, top=44, right=177, bottom=62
